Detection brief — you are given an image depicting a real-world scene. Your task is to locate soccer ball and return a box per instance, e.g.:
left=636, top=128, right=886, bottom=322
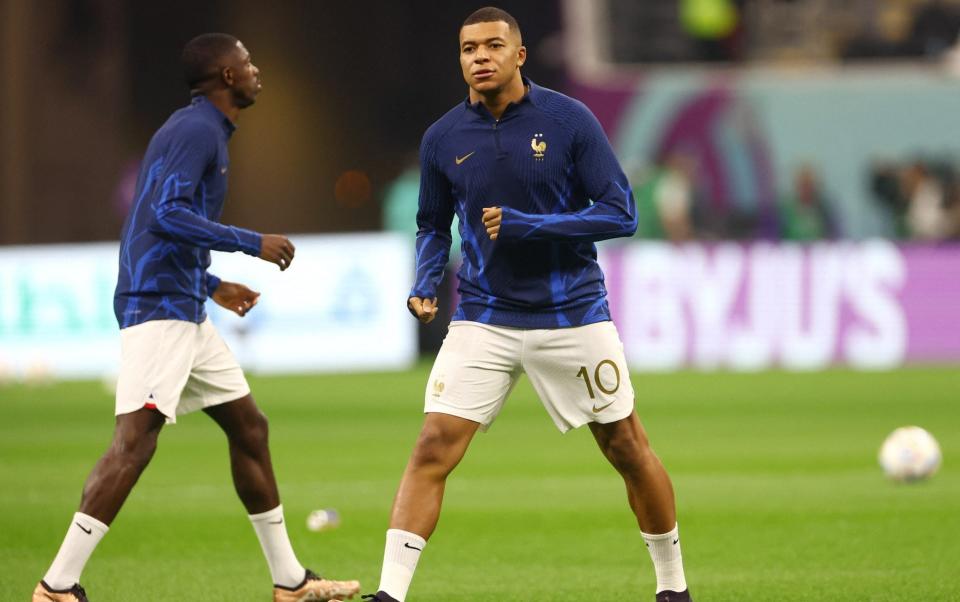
left=878, top=426, right=942, bottom=482
left=306, top=508, right=341, bottom=532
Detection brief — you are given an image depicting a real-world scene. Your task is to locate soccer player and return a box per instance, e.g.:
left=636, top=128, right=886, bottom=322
left=32, top=34, right=360, bottom=602
left=359, top=8, right=692, bottom=602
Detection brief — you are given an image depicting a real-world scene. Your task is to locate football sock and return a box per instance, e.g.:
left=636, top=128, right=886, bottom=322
left=378, top=528, right=427, bottom=602
left=43, top=512, right=109, bottom=590
left=642, top=523, right=687, bottom=594
left=249, top=505, right=306, bottom=588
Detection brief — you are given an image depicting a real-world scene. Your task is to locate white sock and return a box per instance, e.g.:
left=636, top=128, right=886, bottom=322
left=249, top=505, right=306, bottom=588
left=43, top=512, right=109, bottom=590
left=378, top=528, right=427, bottom=601
left=641, top=523, right=687, bottom=593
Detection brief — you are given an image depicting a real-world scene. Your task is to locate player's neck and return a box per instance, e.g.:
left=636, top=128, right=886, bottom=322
left=204, top=91, right=242, bottom=124
left=470, top=74, right=526, bottom=120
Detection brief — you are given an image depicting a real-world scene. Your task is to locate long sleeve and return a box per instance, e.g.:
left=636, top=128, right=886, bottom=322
left=498, top=107, right=637, bottom=243
left=409, top=135, right=455, bottom=299
left=205, top=272, right=222, bottom=296
left=146, top=122, right=262, bottom=256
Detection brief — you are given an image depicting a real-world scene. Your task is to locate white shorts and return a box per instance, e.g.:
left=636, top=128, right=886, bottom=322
left=424, top=321, right=635, bottom=433
left=116, top=318, right=250, bottom=424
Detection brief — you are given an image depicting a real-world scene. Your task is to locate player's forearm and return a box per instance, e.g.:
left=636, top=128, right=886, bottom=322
left=409, top=229, right=452, bottom=298
left=498, top=202, right=637, bottom=243
left=149, top=204, right=262, bottom=255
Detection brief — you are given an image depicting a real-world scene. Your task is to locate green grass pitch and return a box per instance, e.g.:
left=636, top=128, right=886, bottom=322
left=2, top=365, right=958, bottom=601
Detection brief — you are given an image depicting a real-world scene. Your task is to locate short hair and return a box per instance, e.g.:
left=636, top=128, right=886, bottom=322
left=181, top=33, right=239, bottom=89
left=462, top=7, right=522, bottom=41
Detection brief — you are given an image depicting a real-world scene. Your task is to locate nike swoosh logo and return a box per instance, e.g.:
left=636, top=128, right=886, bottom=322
left=673, top=538, right=679, bottom=545
left=592, top=400, right=616, bottom=413
left=455, top=151, right=475, bottom=165
left=404, top=542, right=423, bottom=552
left=76, top=522, right=92, bottom=535
left=269, top=518, right=284, bottom=525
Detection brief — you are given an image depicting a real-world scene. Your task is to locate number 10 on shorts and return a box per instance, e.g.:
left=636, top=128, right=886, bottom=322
left=576, top=359, right=621, bottom=399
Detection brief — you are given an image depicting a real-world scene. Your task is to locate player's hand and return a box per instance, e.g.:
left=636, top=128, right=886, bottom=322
left=482, top=206, right=502, bottom=240
left=211, top=281, right=261, bottom=317
left=260, top=234, right=295, bottom=271
left=408, top=296, right=439, bottom=324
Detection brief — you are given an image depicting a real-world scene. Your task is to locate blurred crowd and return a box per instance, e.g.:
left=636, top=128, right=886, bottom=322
left=613, top=0, right=960, bottom=64
left=840, top=0, right=960, bottom=62
left=872, top=159, right=960, bottom=241
left=631, top=158, right=840, bottom=242
left=630, top=155, right=960, bottom=243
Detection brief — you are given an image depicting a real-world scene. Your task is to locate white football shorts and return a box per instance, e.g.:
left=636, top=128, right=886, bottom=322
left=424, top=320, right=635, bottom=433
left=115, top=317, right=250, bottom=424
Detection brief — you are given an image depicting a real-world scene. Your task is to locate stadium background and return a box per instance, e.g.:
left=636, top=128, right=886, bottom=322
left=2, top=1, right=959, bottom=600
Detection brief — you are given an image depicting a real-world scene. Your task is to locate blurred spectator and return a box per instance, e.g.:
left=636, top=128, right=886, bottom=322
left=634, top=154, right=700, bottom=242
left=777, top=164, right=838, bottom=241
left=903, top=163, right=953, bottom=240
left=941, top=34, right=960, bottom=74
left=871, top=158, right=960, bottom=241
left=656, top=154, right=700, bottom=241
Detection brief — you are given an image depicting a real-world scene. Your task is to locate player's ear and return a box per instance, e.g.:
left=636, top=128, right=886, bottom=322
left=517, top=46, right=526, bottom=68
left=221, top=66, right=234, bottom=86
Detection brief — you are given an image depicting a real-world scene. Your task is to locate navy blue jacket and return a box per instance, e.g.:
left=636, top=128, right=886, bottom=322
left=411, top=79, right=637, bottom=328
left=114, top=96, right=261, bottom=328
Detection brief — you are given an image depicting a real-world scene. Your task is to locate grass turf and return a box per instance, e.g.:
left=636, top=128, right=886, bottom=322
left=1, top=365, right=958, bottom=601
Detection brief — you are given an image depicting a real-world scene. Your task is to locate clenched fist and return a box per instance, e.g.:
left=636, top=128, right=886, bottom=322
left=211, top=281, right=260, bottom=317
left=408, top=296, right=439, bottom=324
left=482, top=207, right=501, bottom=240
left=260, top=234, right=295, bottom=270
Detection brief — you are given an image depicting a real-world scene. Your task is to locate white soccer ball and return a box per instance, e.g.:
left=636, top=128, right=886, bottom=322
left=306, top=508, right=341, bottom=532
left=878, top=426, right=942, bottom=482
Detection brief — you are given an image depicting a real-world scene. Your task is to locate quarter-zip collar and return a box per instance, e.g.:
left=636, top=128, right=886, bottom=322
left=464, top=76, right=538, bottom=121
left=190, top=94, right=238, bottom=138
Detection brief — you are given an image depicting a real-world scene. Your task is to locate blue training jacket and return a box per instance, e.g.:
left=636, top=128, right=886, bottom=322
left=411, top=79, right=637, bottom=329
left=114, top=95, right=262, bottom=329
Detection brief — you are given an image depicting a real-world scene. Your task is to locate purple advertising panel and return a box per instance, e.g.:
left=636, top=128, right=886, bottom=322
left=600, top=241, right=960, bottom=371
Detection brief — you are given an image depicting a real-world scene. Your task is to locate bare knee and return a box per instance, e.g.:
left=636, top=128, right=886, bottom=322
left=602, top=428, right=656, bottom=476
left=409, top=424, right=462, bottom=476
left=234, top=410, right=270, bottom=454
left=110, top=426, right=159, bottom=469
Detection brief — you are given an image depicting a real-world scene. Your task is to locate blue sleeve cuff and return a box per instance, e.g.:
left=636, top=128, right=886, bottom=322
left=206, top=272, right=222, bottom=296
left=233, top=228, right=262, bottom=256
left=409, top=288, right=437, bottom=300
left=497, top=206, right=524, bottom=241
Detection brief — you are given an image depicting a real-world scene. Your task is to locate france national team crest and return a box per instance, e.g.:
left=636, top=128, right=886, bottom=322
left=530, top=133, right=546, bottom=160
